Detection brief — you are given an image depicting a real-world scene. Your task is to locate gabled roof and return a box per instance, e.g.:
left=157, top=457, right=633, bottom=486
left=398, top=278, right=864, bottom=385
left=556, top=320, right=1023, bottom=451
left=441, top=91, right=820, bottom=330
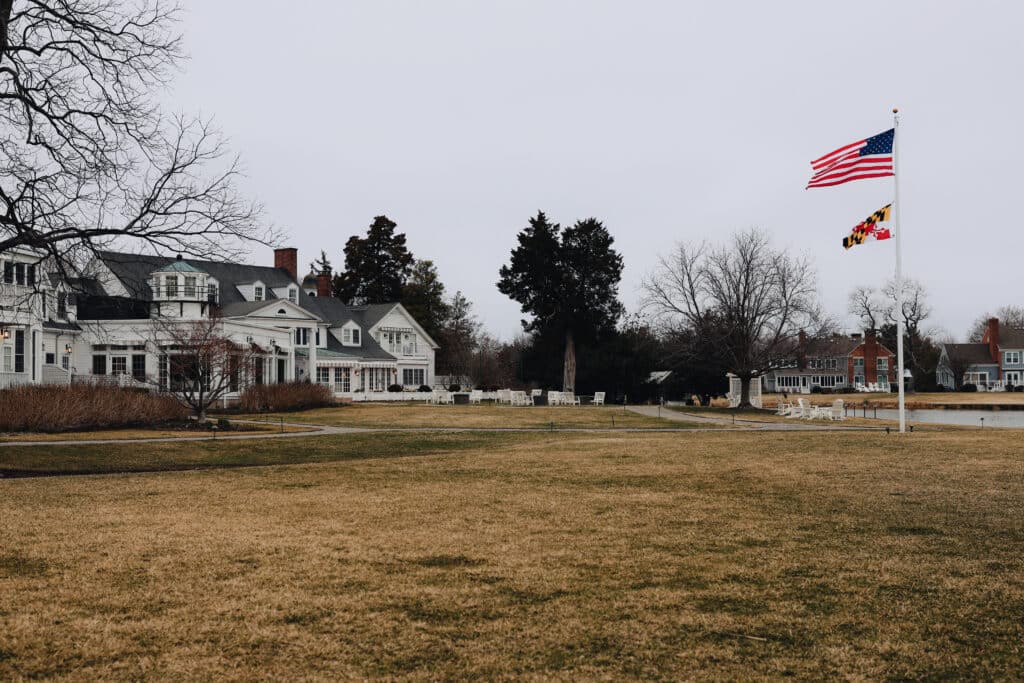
left=998, top=325, right=1024, bottom=348
left=943, top=343, right=997, bottom=366
left=219, top=298, right=321, bottom=321
left=805, top=336, right=861, bottom=357
left=95, top=251, right=304, bottom=307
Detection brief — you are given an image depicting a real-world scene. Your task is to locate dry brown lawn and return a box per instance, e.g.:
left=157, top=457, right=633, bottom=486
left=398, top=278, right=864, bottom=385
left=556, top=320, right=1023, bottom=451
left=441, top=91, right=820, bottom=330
left=238, top=402, right=676, bottom=429
left=2, top=430, right=1024, bottom=679
left=0, top=423, right=311, bottom=443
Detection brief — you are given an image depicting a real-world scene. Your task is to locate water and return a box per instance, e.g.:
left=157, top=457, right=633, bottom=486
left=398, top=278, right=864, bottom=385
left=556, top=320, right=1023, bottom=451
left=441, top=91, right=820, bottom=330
left=865, top=408, right=1024, bottom=428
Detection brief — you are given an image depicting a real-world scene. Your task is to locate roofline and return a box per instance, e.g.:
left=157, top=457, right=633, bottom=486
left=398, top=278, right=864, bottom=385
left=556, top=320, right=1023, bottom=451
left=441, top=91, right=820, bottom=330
left=366, top=302, right=440, bottom=349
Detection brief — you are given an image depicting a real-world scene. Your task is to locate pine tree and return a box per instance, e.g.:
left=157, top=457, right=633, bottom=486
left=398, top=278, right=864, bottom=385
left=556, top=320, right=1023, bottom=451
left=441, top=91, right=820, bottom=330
left=497, top=211, right=624, bottom=391
left=332, top=215, right=414, bottom=304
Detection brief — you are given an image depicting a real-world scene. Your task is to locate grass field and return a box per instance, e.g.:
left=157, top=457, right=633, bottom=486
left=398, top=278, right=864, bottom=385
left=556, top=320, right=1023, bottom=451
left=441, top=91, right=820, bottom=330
left=239, top=403, right=678, bottom=429
left=0, top=422, right=311, bottom=443
left=3, top=428, right=1024, bottom=679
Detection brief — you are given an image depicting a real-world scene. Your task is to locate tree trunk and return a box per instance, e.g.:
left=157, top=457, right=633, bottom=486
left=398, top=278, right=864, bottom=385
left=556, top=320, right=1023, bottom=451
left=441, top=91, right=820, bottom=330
left=563, top=329, right=576, bottom=392
left=739, top=374, right=751, bottom=408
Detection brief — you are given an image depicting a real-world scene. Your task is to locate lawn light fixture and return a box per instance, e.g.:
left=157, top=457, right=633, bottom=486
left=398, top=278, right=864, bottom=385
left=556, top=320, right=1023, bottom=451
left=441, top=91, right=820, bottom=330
left=64, top=343, right=72, bottom=354
left=0, top=327, right=9, bottom=340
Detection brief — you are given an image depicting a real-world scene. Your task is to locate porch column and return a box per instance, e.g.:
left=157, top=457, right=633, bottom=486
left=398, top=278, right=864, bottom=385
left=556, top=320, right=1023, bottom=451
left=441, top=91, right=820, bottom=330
left=308, top=327, right=317, bottom=383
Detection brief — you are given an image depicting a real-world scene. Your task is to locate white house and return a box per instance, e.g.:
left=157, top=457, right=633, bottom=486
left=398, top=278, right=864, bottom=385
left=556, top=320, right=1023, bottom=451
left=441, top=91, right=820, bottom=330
left=0, top=247, right=439, bottom=401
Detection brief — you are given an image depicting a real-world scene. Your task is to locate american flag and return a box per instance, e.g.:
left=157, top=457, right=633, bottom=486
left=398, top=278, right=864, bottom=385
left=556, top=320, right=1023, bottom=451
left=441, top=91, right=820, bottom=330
left=806, top=129, right=894, bottom=189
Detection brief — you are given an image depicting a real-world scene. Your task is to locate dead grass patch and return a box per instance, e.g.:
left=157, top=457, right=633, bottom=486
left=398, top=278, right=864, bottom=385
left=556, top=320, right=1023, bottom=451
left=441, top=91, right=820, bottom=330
left=1, top=430, right=1024, bottom=679
left=237, top=403, right=678, bottom=429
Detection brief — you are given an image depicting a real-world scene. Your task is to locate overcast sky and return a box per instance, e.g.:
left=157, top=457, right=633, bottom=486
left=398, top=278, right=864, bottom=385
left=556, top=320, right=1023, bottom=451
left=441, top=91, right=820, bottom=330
left=169, top=1, right=1021, bottom=341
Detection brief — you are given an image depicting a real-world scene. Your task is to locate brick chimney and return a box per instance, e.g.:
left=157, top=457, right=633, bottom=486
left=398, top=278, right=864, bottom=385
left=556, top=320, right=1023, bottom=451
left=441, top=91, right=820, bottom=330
left=274, top=247, right=298, bottom=281
left=797, top=330, right=807, bottom=368
left=316, top=273, right=331, bottom=298
left=986, top=317, right=1000, bottom=363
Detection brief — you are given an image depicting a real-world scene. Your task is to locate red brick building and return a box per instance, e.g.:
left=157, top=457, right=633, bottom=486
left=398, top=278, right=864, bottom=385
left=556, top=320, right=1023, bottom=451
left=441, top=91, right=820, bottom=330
left=765, top=330, right=896, bottom=393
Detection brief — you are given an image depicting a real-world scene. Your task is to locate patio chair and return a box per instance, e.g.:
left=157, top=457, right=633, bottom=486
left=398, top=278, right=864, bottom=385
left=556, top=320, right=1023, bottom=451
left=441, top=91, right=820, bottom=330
left=469, top=389, right=483, bottom=405
left=788, top=398, right=809, bottom=418
left=531, top=389, right=543, bottom=399
left=776, top=401, right=793, bottom=416
left=548, top=390, right=562, bottom=406
left=497, top=389, right=512, bottom=404
left=593, top=391, right=605, bottom=406
left=563, top=391, right=581, bottom=406
left=826, top=399, right=845, bottom=421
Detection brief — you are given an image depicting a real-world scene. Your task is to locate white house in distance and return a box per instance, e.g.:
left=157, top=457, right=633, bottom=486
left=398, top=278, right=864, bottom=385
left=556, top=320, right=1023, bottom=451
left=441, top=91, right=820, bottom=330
left=0, top=247, right=438, bottom=400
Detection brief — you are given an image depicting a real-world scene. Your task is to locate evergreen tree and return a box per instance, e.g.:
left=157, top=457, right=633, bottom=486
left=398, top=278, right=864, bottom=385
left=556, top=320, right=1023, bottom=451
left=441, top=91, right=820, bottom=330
left=497, top=211, right=624, bottom=391
left=311, top=250, right=333, bottom=277
left=401, top=260, right=450, bottom=342
left=436, top=291, right=480, bottom=379
left=332, top=215, right=414, bottom=304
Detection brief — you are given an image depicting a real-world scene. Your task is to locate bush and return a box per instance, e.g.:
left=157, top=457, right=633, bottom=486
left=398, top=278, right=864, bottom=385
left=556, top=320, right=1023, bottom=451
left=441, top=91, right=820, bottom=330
left=418, top=385, right=432, bottom=392
left=387, top=383, right=403, bottom=393
left=239, top=381, right=333, bottom=412
left=217, top=418, right=231, bottom=430
left=0, top=384, right=187, bottom=433
left=810, top=385, right=823, bottom=394
left=448, top=384, right=461, bottom=392
left=960, top=383, right=977, bottom=392
left=1016, top=385, right=1024, bottom=392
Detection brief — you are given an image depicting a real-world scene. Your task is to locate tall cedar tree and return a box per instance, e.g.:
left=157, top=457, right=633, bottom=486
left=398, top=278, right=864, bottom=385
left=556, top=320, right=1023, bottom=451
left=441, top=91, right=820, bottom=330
left=498, top=212, right=624, bottom=391
left=311, top=250, right=333, bottom=277
left=400, top=260, right=450, bottom=343
left=436, top=291, right=480, bottom=379
left=333, top=216, right=414, bottom=304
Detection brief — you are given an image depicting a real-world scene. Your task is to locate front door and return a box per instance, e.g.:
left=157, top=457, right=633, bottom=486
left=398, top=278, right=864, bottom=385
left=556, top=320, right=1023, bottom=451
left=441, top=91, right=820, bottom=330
left=800, top=376, right=808, bottom=393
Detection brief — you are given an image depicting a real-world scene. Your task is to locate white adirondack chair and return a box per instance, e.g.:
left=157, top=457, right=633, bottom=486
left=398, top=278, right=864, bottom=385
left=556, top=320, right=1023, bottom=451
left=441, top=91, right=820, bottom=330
left=497, top=389, right=512, bottom=404
left=826, top=399, right=845, bottom=420
left=593, top=391, right=605, bottom=406
left=776, top=401, right=793, bottom=416
left=788, top=398, right=809, bottom=418
left=548, top=390, right=562, bottom=406
left=563, top=391, right=581, bottom=406
left=469, top=389, right=483, bottom=404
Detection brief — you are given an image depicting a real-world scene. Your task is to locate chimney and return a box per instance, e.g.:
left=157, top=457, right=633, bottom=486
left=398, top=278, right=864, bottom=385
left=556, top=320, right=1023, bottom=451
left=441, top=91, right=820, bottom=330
left=986, top=317, right=1000, bottom=362
left=865, top=328, right=877, bottom=346
left=316, top=273, right=331, bottom=298
left=797, top=330, right=807, bottom=369
left=274, top=247, right=298, bottom=281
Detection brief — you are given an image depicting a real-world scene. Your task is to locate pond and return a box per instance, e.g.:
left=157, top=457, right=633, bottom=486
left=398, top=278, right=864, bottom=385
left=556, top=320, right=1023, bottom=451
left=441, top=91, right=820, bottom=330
left=866, top=408, right=1024, bottom=428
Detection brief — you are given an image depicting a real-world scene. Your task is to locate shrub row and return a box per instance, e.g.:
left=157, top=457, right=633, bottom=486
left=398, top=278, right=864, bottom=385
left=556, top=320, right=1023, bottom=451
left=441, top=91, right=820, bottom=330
left=238, top=381, right=334, bottom=412
left=0, top=384, right=187, bottom=433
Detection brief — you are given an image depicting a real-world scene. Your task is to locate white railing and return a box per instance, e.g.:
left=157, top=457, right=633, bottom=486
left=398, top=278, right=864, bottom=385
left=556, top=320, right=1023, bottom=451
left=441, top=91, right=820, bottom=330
left=72, top=373, right=151, bottom=390
left=0, top=372, right=32, bottom=389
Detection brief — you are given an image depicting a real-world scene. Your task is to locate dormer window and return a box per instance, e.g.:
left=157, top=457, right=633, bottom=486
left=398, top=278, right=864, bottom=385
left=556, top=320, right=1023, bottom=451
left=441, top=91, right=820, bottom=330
left=351, top=328, right=360, bottom=345
left=57, top=292, right=67, bottom=319
left=288, top=288, right=297, bottom=304
left=254, top=285, right=264, bottom=302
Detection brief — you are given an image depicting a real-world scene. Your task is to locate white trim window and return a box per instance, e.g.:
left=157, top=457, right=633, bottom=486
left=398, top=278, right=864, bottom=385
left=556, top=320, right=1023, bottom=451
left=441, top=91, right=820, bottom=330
left=316, top=366, right=331, bottom=385
left=402, top=368, right=425, bottom=386
left=334, top=367, right=351, bottom=393
left=776, top=375, right=801, bottom=388
left=288, top=288, right=298, bottom=304
left=254, top=285, right=264, bottom=302
left=1005, top=351, right=1021, bottom=365
left=1005, top=371, right=1022, bottom=386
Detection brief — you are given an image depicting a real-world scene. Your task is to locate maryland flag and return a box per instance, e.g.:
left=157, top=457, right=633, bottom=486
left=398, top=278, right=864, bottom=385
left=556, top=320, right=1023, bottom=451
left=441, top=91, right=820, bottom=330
left=843, top=204, right=893, bottom=250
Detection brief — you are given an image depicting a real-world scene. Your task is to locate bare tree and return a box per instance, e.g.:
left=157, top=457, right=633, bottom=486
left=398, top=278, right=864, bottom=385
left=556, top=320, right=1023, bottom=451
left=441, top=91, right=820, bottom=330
left=967, top=305, right=1024, bottom=342
left=0, top=1, right=274, bottom=284
left=154, top=316, right=259, bottom=422
left=847, top=285, right=887, bottom=331
left=642, top=228, right=819, bottom=407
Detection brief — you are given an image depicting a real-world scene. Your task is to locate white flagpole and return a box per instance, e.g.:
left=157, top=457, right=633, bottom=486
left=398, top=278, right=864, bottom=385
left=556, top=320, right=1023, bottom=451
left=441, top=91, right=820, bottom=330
left=893, top=108, right=906, bottom=433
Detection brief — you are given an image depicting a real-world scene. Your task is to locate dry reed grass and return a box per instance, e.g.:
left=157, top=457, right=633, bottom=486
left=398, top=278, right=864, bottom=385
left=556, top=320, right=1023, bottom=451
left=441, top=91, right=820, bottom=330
left=2, top=429, right=1024, bottom=679
left=238, top=381, right=334, bottom=413
left=0, top=384, right=186, bottom=432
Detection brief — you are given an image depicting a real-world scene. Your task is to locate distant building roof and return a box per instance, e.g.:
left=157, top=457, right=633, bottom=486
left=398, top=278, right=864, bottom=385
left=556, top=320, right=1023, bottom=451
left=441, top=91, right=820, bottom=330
left=944, top=343, right=996, bottom=366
